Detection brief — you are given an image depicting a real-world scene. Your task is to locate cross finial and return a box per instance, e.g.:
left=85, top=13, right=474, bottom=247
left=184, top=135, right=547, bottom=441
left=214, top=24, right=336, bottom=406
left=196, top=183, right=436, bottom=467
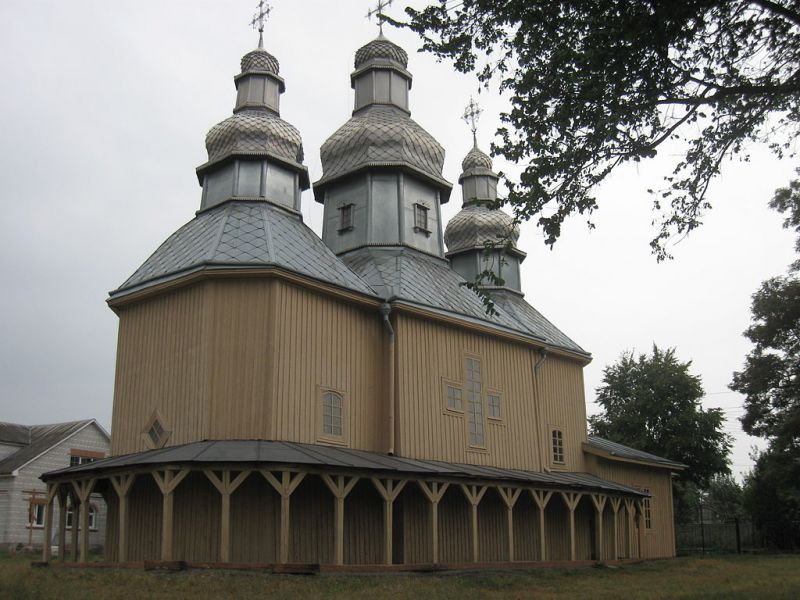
left=250, top=0, right=273, bottom=49
left=462, top=96, right=483, bottom=145
left=366, top=0, right=393, bottom=35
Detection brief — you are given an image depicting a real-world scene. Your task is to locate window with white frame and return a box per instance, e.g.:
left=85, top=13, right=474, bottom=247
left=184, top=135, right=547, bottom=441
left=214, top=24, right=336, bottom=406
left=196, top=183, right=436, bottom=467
left=29, top=502, right=45, bottom=527
left=446, top=385, right=463, bottom=412
left=69, top=455, right=96, bottom=468
left=322, top=391, right=343, bottom=437
left=487, top=393, right=501, bottom=419
left=465, top=358, right=485, bottom=446
left=551, top=428, right=565, bottom=464
left=65, top=505, right=98, bottom=530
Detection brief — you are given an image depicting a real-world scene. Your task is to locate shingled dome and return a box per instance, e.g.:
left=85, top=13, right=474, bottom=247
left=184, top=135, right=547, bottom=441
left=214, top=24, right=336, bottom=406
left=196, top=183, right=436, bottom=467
left=462, top=145, right=493, bottom=171
left=354, top=35, right=408, bottom=68
left=444, top=204, right=520, bottom=253
left=240, top=48, right=280, bottom=76
left=205, top=111, right=305, bottom=167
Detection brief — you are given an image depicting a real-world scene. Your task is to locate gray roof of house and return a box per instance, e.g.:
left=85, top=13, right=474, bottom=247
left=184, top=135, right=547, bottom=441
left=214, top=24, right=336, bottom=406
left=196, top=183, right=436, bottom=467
left=0, top=422, right=32, bottom=446
left=0, top=420, right=98, bottom=475
left=342, top=247, right=587, bottom=356
left=586, top=436, right=687, bottom=469
left=112, top=201, right=377, bottom=299
left=42, top=439, right=645, bottom=496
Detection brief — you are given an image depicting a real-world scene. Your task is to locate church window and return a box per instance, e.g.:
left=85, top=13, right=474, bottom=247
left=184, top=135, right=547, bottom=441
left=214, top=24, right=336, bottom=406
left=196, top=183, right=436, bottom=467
left=413, top=203, right=430, bottom=234
left=322, top=391, right=343, bottom=437
left=487, top=393, right=501, bottom=419
left=148, top=419, right=166, bottom=448
left=641, top=488, right=652, bottom=529
left=551, top=428, right=565, bottom=464
left=465, top=357, right=485, bottom=446
left=338, top=204, right=354, bottom=232
left=446, top=385, right=463, bottom=411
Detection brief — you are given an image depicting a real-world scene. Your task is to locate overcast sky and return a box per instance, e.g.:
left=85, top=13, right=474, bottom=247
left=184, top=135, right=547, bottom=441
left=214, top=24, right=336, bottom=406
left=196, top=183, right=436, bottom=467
left=1, top=1, right=796, bottom=480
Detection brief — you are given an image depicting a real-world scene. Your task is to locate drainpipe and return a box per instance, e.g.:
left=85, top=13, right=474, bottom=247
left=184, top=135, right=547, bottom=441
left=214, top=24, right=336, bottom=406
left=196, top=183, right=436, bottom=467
left=533, top=349, right=549, bottom=471
left=379, top=303, right=396, bottom=455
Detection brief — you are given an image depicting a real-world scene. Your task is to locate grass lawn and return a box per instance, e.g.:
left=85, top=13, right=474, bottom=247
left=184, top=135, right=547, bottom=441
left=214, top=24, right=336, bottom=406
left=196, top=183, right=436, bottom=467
left=0, top=554, right=798, bottom=600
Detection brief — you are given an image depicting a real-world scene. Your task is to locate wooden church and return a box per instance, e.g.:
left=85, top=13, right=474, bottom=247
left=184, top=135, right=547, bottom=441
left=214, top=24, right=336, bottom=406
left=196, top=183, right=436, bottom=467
left=40, top=12, right=685, bottom=569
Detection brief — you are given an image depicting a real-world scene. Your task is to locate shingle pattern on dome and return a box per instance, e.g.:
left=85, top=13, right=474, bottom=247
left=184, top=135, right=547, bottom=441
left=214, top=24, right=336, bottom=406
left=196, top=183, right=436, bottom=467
left=113, top=202, right=375, bottom=298
left=205, top=109, right=304, bottom=165
left=354, top=36, right=408, bottom=68
left=444, top=204, right=520, bottom=253
left=342, top=247, right=586, bottom=355
left=462, top=145, right=493, bottom=171
left=316, top=105, right=448, bottom=190
left=241, top=49, right=280, bottom=75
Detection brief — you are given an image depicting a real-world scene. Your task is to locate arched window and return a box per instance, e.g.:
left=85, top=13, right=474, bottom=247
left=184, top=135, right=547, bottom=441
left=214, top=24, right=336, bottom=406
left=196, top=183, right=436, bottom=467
left=322, top=391, right=343, bottom=437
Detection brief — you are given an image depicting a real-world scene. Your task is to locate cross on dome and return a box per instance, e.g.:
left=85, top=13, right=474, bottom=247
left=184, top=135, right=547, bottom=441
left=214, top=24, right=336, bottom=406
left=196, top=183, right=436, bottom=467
left=462, top=96, right=483, bottom=145
left=366, top=0, right=393, bottom=35
left=250, top=0, right=273, bottom=49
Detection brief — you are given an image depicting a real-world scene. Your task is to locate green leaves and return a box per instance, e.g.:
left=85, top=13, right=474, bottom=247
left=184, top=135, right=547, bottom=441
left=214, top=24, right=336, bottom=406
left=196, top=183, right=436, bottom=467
left=400, top=0, right=800, bottom=257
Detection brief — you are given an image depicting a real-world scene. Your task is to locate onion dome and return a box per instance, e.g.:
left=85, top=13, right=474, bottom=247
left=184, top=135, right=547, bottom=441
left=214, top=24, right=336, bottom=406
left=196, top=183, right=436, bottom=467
left=461, top=145, right=493, bottom=172
left=354, top=35, right=409, bottom=69
left=241, top=48, right=280, bottom=76
left=444, top=204, right=520, bottom=253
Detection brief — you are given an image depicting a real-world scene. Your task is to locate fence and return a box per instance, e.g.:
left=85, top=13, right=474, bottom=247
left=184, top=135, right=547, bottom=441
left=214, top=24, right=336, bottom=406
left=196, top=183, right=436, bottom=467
left=676, top=519, right=765, bottom=555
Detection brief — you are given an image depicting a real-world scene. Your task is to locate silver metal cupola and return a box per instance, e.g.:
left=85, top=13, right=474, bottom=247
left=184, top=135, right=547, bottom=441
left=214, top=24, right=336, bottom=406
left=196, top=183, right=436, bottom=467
left=314, top=29, right=452, bottom=259
left=444, top=99, right=526, bottom=293
left=194, top=26, right=310, bottom=214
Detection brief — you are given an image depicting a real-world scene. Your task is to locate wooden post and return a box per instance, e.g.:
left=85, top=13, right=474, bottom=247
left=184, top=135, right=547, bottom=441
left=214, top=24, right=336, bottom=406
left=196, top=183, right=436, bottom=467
left=590, top=494, right=607, bottom=562
left=636, top=499, right=645, bottom=559
left=71, top=479, right=97, bottom=563
left=371, top=478, right=407, bottom=565
left=152, top=468, right=190, bottom=562
left=261, top=470, right=306, bottom=564
left=321, top=474, right=360, bottom=565
left=57, top=487, right=68, bottom=562
left=624, top=498, right=635, bottom=558
left=497, top=486, right=522, bottom=561
left=529, top=489, right=553, bottom=561
left=417, top=480, right=449, bottom=564
left=204, top=469, right=250, bottom=563
left=69, top=492, right=79, bottom=561
left=41, top=484, right=57, bottom=562
left=459, top=484, right=488, bottom=563
left=110, top=473, right=136, bottom=563
left=559, top=491, right=583, bottom=561
left=609, top=496, right=622, bottom=560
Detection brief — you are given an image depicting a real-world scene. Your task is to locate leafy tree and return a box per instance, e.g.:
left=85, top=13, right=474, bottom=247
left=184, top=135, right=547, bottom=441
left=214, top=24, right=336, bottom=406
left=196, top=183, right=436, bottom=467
left=396, top=1, right=800, bottom=258
left=589, top=345, right=732, bottom=521
left=731, top=173, right=800, bottom=548
left=705, top=474, right=745, bottom=522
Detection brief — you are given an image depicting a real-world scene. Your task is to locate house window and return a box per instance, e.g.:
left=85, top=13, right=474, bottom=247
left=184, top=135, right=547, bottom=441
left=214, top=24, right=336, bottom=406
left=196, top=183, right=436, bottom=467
left=446, top=385, right=463, bottom=411
left=465, top=358, right=485, bottom=446
left=29, top=503, right=45, bottom=527
left=551, top=428, right=565, bottom=464
left=69, top=455, right=96, bottom=467
left=65, top=505, right=98, bottom=530
left=322, top=391, right=343, bottom=437
left=338, top=204, right=354, bottom=232
left=487, top=393, right=501, bottom=419
left=413, top=204, right=430, bottom=233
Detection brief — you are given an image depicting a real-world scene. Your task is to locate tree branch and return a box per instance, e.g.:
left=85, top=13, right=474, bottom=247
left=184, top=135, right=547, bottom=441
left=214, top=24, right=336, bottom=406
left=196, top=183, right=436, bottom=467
left=751, top=0, right=800, bottom=28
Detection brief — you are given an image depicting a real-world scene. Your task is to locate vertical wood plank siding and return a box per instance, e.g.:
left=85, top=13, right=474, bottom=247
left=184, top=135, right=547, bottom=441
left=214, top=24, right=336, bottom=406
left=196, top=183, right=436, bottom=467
left=395, top=313, right=586, bottom=470
left=585, top=455, right=676, bottom=558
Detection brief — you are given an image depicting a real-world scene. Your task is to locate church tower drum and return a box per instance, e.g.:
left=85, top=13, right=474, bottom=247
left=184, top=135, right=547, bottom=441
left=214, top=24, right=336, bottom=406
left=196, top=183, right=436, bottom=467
left=314, top=35, right=452, bottom=258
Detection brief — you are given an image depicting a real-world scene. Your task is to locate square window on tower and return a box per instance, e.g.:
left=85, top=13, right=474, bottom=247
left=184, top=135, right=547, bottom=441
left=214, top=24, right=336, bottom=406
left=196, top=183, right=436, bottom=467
left=338, top=204, right=354, bottom=232
left=413, top=204, right=430, bottom=234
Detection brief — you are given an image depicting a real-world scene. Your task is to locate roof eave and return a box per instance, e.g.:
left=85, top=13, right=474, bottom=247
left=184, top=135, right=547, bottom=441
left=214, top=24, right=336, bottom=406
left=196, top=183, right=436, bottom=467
left=582, top=442, right=687, bottom=471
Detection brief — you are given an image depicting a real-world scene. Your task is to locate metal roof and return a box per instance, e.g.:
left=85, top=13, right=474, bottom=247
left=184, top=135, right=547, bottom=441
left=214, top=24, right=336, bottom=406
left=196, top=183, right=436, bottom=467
left=586, top=436, right=688, bottom=470
left=112, top=201, right=377, bottom=299
left=0, top=420, right=102, bottom=475
left=42, top=439, right=646, bottom=496
left=342, top=247, right=587, bottom=356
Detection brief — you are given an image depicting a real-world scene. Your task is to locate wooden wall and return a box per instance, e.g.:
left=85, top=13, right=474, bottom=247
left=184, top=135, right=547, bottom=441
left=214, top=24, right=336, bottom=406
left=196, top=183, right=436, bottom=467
left=585, top=455, right=676, bottom=559
left=394, top=313, right=587, bottom=471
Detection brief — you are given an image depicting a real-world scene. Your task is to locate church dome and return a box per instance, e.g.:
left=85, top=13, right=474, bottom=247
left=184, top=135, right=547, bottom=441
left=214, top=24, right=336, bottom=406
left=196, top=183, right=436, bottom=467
left=354, top=35, right=408, bottom=68
left=205, top=109, right=304, bottom=166
left=444, top=204, right=519, bottom=254
left=316, top=105, right=447, bottom=189
left=462, top=145, right=493, bottom=171
left=240, top=48, right=280, bottom=76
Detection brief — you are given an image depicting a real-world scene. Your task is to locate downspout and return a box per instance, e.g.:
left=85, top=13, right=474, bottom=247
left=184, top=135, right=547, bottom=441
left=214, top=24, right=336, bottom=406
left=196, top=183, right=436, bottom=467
left=533, top=349, right=549, bottom=471
left=379, top=303, right=396, bottom=455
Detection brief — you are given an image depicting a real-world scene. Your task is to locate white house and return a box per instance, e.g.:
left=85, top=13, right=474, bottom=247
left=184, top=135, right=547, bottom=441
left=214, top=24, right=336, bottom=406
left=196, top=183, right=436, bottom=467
left=0, top=420, right=109, bottom=552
